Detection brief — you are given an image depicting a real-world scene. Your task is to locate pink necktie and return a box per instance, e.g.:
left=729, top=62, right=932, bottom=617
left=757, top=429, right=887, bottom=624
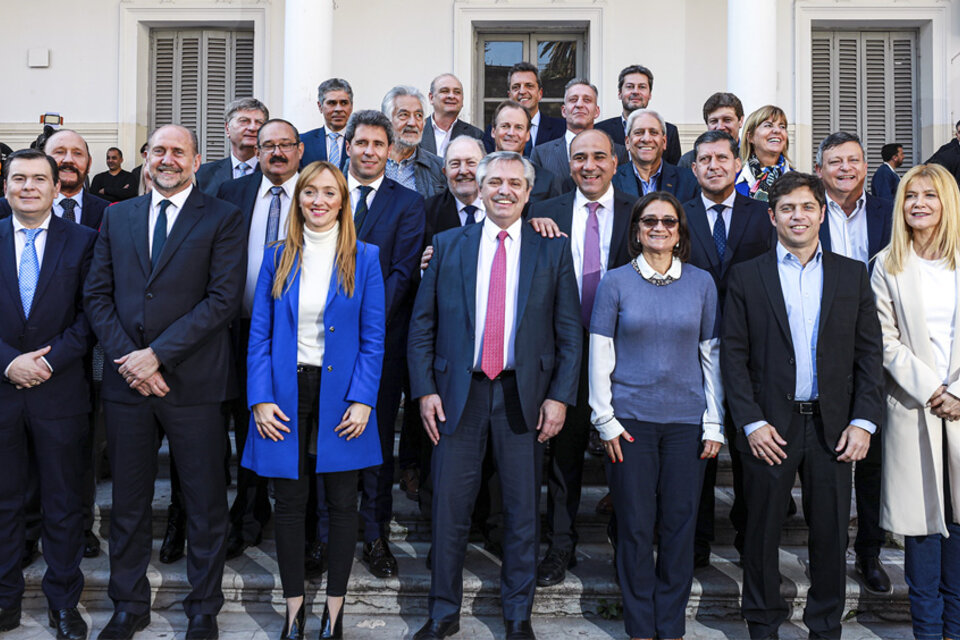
left=581, top=202, right=602, bottom=328
left=481, top=230, right=509, bottom=379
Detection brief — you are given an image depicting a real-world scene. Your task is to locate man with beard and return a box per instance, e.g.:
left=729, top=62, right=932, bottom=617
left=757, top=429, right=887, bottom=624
left=381, top=85, right=445, bottom=199
left=195, top=98, right=270, bottom=196
left=420, top=74, right=483, bottom=158
left=301, top=78, right=353, bottom=171
left=90, top=147, right=136, bottom=203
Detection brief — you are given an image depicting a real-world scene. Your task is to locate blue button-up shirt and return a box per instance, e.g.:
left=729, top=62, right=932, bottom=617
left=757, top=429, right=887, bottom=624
left=634, top=162, right=663, bottom=196
left=385, top=157, right=416, bottom=191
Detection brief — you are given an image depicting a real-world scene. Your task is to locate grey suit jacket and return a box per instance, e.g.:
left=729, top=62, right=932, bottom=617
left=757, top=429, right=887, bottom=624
left=420, top=117, right=484, bottom=156
left=529, top=136, right=629, bottom=187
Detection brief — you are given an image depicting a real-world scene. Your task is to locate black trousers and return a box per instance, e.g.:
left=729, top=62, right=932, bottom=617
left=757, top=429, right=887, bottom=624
left=104, top=399, right=227, bottom=617
left=854, top=438, right=885, bottom=558
left=0, top=409, right=86, bottom=610
left=740, top=411, right=852, bottom=640
left=695, top=414, right=747, bottom=557
left=273, top=368, right=359, bottom=599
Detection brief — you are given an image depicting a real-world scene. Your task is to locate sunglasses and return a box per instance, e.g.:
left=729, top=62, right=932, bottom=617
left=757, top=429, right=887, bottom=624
left=639, top=216, right=679, bottom=229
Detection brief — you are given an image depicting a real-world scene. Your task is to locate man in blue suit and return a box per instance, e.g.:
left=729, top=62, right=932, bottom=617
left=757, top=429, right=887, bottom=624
left=871, top=143, right=903, bottom=200
left=408, top=151, right=581, bottom=640
left=0, top=149, right=98, bottom=640
left=482, top=62, right=566, bottom=157
left=815, top=131, right=893, bottom=595
left=195, top=98, right=270, bottom=196
left=300, top=78, right=353, bottom=172
left=612, top=108, right=698, bottom=203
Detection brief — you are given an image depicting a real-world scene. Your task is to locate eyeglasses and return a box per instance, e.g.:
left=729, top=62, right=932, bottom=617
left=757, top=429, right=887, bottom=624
left=259, top=142, right=298, bottom=153
left=639, top=216, right=679, bottom=229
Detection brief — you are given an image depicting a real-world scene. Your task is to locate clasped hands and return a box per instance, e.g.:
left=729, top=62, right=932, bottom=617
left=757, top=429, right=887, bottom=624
left=115, top=347, right=168, bottom=397
left=7, top=346, right=53, bottom=389
left=929, top=385, right=960, bottom=421
left=419, top=393, right=566, bottom=445
left=252, top=402, right=371, bottom=442
left=747, top=421, right=870, bottom=465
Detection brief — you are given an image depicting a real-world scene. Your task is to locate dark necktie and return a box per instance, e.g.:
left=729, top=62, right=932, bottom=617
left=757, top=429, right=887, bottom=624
left=462, top=204, right=478, bottom=225
left=60, top=198, right=78, bottom=223
left=354, top=185, right=373, bottom=231
left=581, top=202, right=602, bottom=327
left=481, top=230, right=509, bottom=379
left=711, top=203, right=727, bottom=262
left=152, top=199, right=171, bottom=270
left=265, top=186, right=283, bottom=244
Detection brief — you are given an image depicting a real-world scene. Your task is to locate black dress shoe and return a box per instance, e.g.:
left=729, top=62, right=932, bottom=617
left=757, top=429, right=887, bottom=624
left=362, top=537, right=398, bottom=578
left=694, top=548, right=711, bottom=569
left=412, top=618, right=460, bottom=639
left=536, top=547, right=576, bottom=587
left=280, top=604, right=305, bottom=640
left=97, top=610, right=150, bottom=639
left=185, top=613, right=218, bottom=639
left=49, top=607, right=88, bottom=640
left=0, top=605, right=20, bottom=632
left=505, top=619, right=535, bottom=639
left=22, top=539, right=39, bottom=569
left=304, top=540, right=327, bottom=581
left=319, top=603, right=343, bottom=638
left=856, top=556, right=891, bottom=593
left=83, top=530, right=101, bottom=558
left=158, top=505, right=185, bottom=564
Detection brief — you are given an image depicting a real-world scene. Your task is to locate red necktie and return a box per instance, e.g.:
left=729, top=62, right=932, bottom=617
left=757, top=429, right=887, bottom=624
left=481, top=230, right=509, bottom=379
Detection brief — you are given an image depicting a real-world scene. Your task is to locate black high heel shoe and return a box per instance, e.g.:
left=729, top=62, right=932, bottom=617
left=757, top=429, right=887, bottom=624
left=319, top=602, right=343, bottom=639
left=280, top=603, right=305, bottom=640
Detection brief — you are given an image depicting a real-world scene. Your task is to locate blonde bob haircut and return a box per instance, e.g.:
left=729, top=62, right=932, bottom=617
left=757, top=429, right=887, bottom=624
left=884, top=163, right=960, bottom=274
left=271, top=161, right=358, bottom=299
left=740, top=104, right=792, bottom=167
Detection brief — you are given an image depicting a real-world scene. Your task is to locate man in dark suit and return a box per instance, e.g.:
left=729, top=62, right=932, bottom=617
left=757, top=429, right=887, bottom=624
left=721, top=172, right=883, bottom=640
left=382, top=85, right=445, bottom=199
left=678, top=92, right=745, bottom=169
left=815, top=131, right=893, bottom=593
left=595, top=65, right=682, bottom=165
left=489, top=100, right=563, bottom=203
left=684, top=130, right=773, bottom=568
left=420, top=74, right=484, bottom=157
left=0, top=149, right=98, bottom=640
left=871, top=143, right=903, bottom=200
left=526, top=129, right=633, bottom=587
left=926, top=119, right=960, bottom=186
left=482, top=62, right=566, bottom=157
left=408, top=151, right=581, bottom=640
left=336, top=110, right=425, bottom=579
left=194, top=98, right=269, bottom=196
left=84, top=124, right=246, bottom=640
left=612, top=109, right=698, bottom=202
left=300, top=77, right=352, bottom=171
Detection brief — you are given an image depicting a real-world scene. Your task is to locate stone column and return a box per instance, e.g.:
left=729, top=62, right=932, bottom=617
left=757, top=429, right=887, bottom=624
left=727, top=0, right=778, bottom=113
left=283, top=0, right=333, bottom=130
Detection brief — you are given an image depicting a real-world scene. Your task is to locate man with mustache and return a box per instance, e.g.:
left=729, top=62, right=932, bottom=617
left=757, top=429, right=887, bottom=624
left=195, top=98, right=270, bottom=196
left=90, top=147, right=136, bottom=203
left=612, top=108, right=698, bottom=202
left=382, top=85, right=445, bottom=199
left=420, top=74, right=483, bottom=158
left=301, top=78, right=352, bottom=172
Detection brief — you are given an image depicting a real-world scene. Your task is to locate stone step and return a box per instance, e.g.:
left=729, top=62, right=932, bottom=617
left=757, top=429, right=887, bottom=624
left=21, top=541, right=910, bottom=622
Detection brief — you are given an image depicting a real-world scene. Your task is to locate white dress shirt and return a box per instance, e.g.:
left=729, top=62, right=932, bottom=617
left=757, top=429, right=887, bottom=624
left=564, top=129, right=577, bottom=155
left=431, top=116, right=453, bottom=158
left=148, top=185, right=193, bottom=257
left=529, top=111, right=542, bottom=148
left=825, top=190, right=869, bottom=265
left=243, top=173, right=298, bottom=316
left=456, top=195, right=485, bottom=226
left=53, top=191, right=85, bottom=222
left=701, top=192, right=735, bottom=238
left=231, top=153, right=256, bottom=179
left=473, top=217, right=522, bottom=370
left=570, top=186, right=615, bottom=298
left=347, top=173, right=385, bottom=216
left=8, top=212, right=55, bottom=377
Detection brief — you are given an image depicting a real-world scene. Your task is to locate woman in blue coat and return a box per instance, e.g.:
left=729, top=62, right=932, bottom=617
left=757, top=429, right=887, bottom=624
left=242, top=160, right=385, bottom=639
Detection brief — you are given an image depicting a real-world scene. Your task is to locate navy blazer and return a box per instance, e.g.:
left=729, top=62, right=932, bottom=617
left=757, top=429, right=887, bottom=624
left=870, top=163, right=900, bottom=201
left=612, top=160, right=699, bottom=203
left=482, top=113, right=567, bottom=156
left=529, top=136, right=630, bottom=188
left=684, top=192, right=774, bottom=307
left=215, top=172, right=263, bottom=235
left=195, top=157, right=262, bottom=196
left=83, top=188, right=247, bottom=405
left=300, top=126, right=350, bottom=172
left=0, top=215, right=98, bottom=419
left=420, top=118, right=484, bottom=156
left=0, top=190, right=108, bottom=231
left=408, top=222, right=582, bottom=433
left=819, top=193, right=893, bottom=268
left=242, top=241, right=385, bottom=477
left=595, top=116, right=682, bottom=165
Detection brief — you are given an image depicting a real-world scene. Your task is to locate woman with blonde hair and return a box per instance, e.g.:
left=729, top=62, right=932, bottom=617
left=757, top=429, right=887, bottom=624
left=735, top=105, right=793, bottom=202
left=242, top=160, right=386, bottom=639
left=871, top=163, right=960, bottom=640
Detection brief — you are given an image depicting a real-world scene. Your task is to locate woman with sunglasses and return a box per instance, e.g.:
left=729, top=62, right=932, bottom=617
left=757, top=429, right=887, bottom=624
left=242, top=160, right=385, bottom=639
left=589, top=191, right=724, bottom=640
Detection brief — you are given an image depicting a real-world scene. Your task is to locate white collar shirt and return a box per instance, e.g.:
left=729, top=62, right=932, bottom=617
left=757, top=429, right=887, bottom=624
left=53, top=190, right=84, bottom=222
left=529, top=111, right=542, bottom=149
left=148, top=185, right=193, bottom=258
left=243, top=172, right=298, bottom=316
left=347, top=173, right=385, bottom=216
left=456, top=195, right=485, bottom=226
left=474, top=216, right=523, bottom=370
left=231, top=153, right=256, bottom=179
left=701, top=191, right=736, bottom=238
left=570, top=186, right=615, bottom=297
left=12, top=212, right=52, bottom=271
left=825, top=190, right=869, bottom=265
left=431, top=116, right=455, bottom=158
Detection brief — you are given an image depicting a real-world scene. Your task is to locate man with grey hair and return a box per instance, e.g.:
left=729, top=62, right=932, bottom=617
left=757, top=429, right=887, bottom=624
left=612, top=108, right=698, bottom=202
left=382, top=85, right=445, bottom=199
left=301, top=77, right=353, bottom=170
left=420, top=74, right=483, bottom=158
left=409, top=150, right=581, bottom=640
left=195, top=97, right=270, bottom=195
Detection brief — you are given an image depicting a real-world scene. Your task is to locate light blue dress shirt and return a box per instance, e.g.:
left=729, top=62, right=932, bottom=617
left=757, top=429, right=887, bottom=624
left=633, top=162, right=663, bottom=196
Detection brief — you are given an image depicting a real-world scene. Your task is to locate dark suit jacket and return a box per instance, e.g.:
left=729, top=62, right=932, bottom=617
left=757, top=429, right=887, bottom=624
left=684, top=193, right=774, bottom=306
left=195, top=157, right=261, bottom=197
left=420, top=118, right=484, bottom=156
left=529, top=136, right=629, bottom=189
left=300, top=126, right=350, bottom=172
left=83, top=189, right=247, bottom=405
left=482, top=113, right=567, bottom=156
left=612, top=160, right=699, bottom=203
left=0, top=190, right=107, bottom=231
left=424, top=189, right=466, bottom=244
left=927, top=138, right=960, bottom=184
left=596, top=116, right=682, bottom=165
left=720, top=249, right=884, bottom=450
left=819, top=193, right=893, bottom=267
left=215, top=172, right=262, bottom=234
left=870, top=163, right=900, bottom=200
left=0, top=215, right=98, bottom=419
left=408, top=222, right=581, bottom=432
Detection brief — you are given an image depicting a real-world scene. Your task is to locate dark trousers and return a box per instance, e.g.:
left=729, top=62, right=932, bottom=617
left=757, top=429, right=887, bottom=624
left=607, top=420, right=704, bottom=639
left=740, top=411, right=852, bottom=640
left=104, top=399, right=227, bottom=617
left=429, top=373, right=542, bottom=622
left=696, top=416, right=747, bottom=557
left=0, top=410, right=86, bottom=610
left=853, top=438, right=884, bottom=558
left=273, top=369, right=359, bottom=599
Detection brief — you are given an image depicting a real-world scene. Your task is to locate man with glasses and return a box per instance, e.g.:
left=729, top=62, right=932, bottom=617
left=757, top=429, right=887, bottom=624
left=195, top=98, right=270, bottom=196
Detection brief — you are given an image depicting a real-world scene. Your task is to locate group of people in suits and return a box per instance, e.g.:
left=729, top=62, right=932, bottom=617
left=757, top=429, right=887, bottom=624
left=2, top=54, right=960, bottom=640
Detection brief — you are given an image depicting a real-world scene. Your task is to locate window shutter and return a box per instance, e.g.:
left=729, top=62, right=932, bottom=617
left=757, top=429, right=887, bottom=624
left=836, top=36, right=860, bottom=135
left=811, top=35, right=833, bottom=166
left=150, top=32, right=176, bottom=132
left=862, top=36, right=888, bottom=172
left=176, top=32, right=202, bottom=146
left=233, top=33, right=255, bottom=101
left=203, top=32, right=230, bottom=160
left=891, top=36, right=917, bottom=169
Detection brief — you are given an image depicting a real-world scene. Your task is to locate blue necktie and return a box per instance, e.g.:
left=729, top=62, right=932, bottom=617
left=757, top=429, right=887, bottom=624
left=152, top=200, right=171, bottom=271
left=265, top=186, right=283, bottom=244
left=19, top=228, right=41, bottom=318
left=354, top=185, right=373, bottom=231
left=328, top=132, right=341, bottom=168
left=711, top=203, right=727, bottom=262
left=463, top=204, right=478, bottom=225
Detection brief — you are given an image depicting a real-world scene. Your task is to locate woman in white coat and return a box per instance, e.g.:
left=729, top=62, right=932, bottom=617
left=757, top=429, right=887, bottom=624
left=871, top=163, right=960, bottom=640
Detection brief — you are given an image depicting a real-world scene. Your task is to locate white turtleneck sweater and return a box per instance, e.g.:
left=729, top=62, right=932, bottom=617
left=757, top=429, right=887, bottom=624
left=298, top=222, right=340, bottom=366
